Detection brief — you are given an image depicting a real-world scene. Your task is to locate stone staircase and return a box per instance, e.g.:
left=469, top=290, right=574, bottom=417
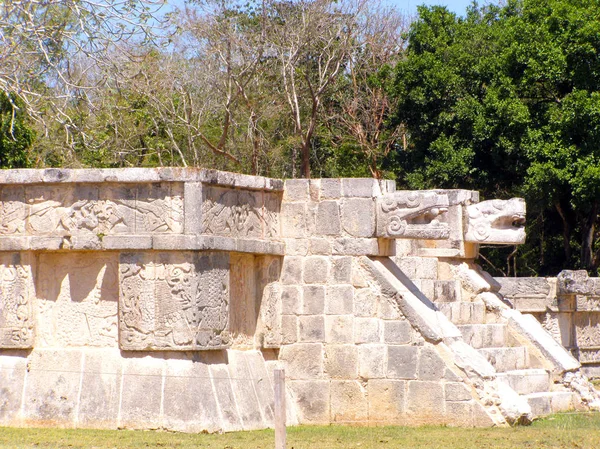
left=435, top=285, right=576, bottom=417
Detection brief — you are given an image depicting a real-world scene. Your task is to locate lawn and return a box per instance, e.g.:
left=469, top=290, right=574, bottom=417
left=1, top=412, right=599, bottom=449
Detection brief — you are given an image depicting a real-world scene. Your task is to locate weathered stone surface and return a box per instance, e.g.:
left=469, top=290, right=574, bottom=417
left=418, top=346, right=446, bottom=381
left=281, top=256, right=303, bottom=284
left=280, top=343, right=323, bottom=379
left=22, top=349, right=83, bottom=424
left=303, top=256, right=330, bottom=284
left=341, top=198, right=375, bottom=238
left=332, top=238, right=380, bottom=255
left=325, top=285, right=353, bottom=315
left=573, top=313, right=600, bottom=347
left=227, top=350, right=266, bottom=430
left=0, top=353, right=27, bottom=424
left=119, top=251, right=230, bottom=351
left=298, top=316, right=325, bottom=342
left=281, top=286, right=301, bottom=315
left=209, top=363, right=243, bottom=431
left=309, top=238, right=332, bottom=255
left=367, top=379, right=405, bottom=423
left=406, top=381, right=445, bottom=419
left=376, top=191, right=450, bottom=240
left=387, top=345, right=418, bottom=379
left=383, top=320, right=413, bottom=345
left=283, top=179, right=310, bottom=202
left=359, top=344, right=386, bottom=378
left=341, top=178, right=379, bottom=198
left=324, top=315, right=353, bottom=344
left=464, top=198, right=526, bottom=244
left=325, top=345, right=358, bottom=378
left=302, top=286, right=325, bottom=315
left=354, top=317, right=380, bottom=344
left=315, top=201, right=341, bottom=236
left=330, top=380, right=368, bottom=422
left=558, top=270, right=600, bottom=296
left=281, top=203, right=307, bottom=238
left=445, top=382, right=473, bottom=402
left=354, top=288, right=377, bottom=317
left=119, top=355, right=164, bottom=428
left=496, top=277, right=552, bottom=298
left=0, top=252, right=33, bottom=348
left=331, top=257, right=352, bottom=283
left=36, top=252, right=118, bottom=348
left=78, top=349, right=122, bottom=427
left=288, top=380, right=330, bottom=423
left=320, top=179, right=341, bottom=199
left=396, top=256, right=438, bottom=280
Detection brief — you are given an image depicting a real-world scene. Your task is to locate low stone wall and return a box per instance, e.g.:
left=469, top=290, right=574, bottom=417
left=497, top=271, right=600, bottom=378
left=0, top=168, right=596, bottom=431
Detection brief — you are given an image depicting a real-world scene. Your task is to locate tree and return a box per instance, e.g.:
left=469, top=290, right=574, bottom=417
left=391, top=0, right=600, bottom=275
left=0, top=0, right=167, bottom=142
left=0, top=92, right=33, bottom=168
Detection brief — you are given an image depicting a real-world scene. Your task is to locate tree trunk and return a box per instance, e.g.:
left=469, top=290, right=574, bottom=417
left=555, top=202, right=572, bottom=262
left=581, top=201, right=598, bottom=270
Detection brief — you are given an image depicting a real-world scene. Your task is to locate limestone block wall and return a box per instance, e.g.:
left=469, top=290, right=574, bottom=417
left=1, top=168, right=592, bottom=431
left=0, top=168, right=293, bottom=431
left=497, top=271, right=600, bottom=378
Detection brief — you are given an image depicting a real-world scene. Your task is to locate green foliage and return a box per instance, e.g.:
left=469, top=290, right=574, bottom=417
left=0, top=92, right=33, bottom=168
left=392, top=0, right=600, bottom=274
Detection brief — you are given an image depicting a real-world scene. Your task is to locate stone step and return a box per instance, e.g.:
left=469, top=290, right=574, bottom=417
left=437, top=302, right=486, bottom=325
left=458, top=324, right=507, bottom=348
left=496, top=369, right=550, bottom=395
left=525, top=391, right=575, bottom=417
left=479, top=346, right=529, bottom=372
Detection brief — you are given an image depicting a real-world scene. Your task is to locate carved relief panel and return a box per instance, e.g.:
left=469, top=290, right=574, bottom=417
left=0, top=253, right=33, bottom=348
left=201, top=186, right=281, bottom=239
left=376, top=191, right=450, bottom=239
left=0, top=182, right=184, bottom=237
left=119, top=251, right=230, bottom=351
left=36, top=253, right=119, bottom=347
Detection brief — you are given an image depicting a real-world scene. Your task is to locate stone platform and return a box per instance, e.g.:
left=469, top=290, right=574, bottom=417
left=0, top=168, right=598, bottom=431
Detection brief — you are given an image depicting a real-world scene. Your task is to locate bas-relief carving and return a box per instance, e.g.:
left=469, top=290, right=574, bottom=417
left=0, top=253, right=33, bottom=348
left=36, top=253, right=118, bottom=347
left=257, top=257, right=283, bottom=348
left=201, top=186, right=281, bottom=239
left=464, top=198, right=526, bottom=244
left=119, top=251, right=230, bottom=351
left=0, top=183, right=183, bottom=237
left=376, top=191, right=450, bottom=239
left=229, top=254, right=258, bottom=348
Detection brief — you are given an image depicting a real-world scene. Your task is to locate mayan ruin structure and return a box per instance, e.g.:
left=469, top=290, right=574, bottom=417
left=0, top=168, right=599, bottom=431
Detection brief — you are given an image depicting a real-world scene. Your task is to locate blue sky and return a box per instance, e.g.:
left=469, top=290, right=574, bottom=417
left=166, top=0, right=485, bottom=17
left=388, top=0, right=478, bottom=16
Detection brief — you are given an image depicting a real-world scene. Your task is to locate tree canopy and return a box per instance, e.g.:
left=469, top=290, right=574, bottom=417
left=392, top=0, right=600, bottom=275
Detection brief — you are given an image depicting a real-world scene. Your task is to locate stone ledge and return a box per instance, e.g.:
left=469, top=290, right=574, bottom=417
left=0, top=235, right=285, bottom=255
left=0, top=168, right=284, bottom=191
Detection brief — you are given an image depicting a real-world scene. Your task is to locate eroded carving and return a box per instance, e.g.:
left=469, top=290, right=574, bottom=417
left=0, top=253, right=33, bottom=348
left=0, top=183, right=183, bottom=236
left=36, top=253, right=118, bottom=347
left=201, top=186, right=263, bottom=238
left=464, top=198, right=526, bottom=244
left=119, top=251, right=230, bottom=351
left=376, top=191, right=450, bottom=239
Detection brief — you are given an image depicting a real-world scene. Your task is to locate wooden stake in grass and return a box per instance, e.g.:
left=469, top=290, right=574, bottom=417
left=274, top=368, right=286, bottom=449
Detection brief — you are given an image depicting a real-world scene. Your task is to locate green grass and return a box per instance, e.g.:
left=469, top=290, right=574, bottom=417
left=1, top=413, right=600, bottom=448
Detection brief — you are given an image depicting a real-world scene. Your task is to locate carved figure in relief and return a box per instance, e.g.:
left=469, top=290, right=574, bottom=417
left=376, top=191, right=450, bottom=239
left=0, top=201, right=26, bottom=234
left=0, top=260, right=33, bottom=348
left=464, top=198, right=526, bottom=244
left=118, top=252, right=230, bottom=351
left=201, top=187, right=262, bottom=238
